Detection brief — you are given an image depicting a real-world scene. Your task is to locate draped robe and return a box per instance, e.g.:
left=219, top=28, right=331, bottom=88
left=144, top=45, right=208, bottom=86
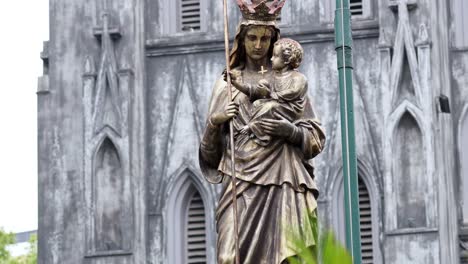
left=199, top=73, right=325, bottom=263
left=249, top=71, right=308, bottom=146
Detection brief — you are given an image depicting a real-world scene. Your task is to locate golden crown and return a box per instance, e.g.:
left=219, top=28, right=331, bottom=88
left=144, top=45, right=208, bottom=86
left=236, top=0, right=285, bottom=21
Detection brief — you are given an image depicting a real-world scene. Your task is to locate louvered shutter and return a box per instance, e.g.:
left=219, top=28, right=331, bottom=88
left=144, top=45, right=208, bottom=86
left=186, top=192, right=207, bottom=264
left=359, top=178, right=373, bottom=264
left=460, top=228, right=468, bottom=263
left=350, top=0, right=364, bottom=16
left=180, top=0, right=201, bottom=31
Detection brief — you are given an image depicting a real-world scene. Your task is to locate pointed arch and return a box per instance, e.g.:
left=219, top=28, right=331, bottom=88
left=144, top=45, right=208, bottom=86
left=388, top=100, right=425, bottom=138
left=93, top=137, right=124, bottom=251
left=165, top=168, right=215, bottom=264
left=92, top=14, right=122, bottom=136
left=383, top=100, right=435, bottom=231
left=393, top=111, right=427, bottom=228
left=156, top=60, right=204, bottom=205
left=169, top=58, right=202, bottom=140
left=330, top=160, right=383, bottom=264
left=459, top=105, right=468, bottom=224
left=388, top=3, right=422, bottom=107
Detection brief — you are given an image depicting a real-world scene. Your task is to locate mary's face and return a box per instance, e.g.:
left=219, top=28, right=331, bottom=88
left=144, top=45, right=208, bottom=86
left=244, top=26, right=273, bottom=61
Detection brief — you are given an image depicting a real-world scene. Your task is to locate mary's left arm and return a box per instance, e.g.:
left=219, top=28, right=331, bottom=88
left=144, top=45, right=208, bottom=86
left=260, top=116, right=325, bottom=159
left=260, top=96, right=326, bottom=160
left=290, top=119, right=326, bottom=159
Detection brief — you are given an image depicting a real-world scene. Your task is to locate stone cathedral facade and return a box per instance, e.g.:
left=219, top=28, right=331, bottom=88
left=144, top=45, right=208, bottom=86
left=37, top=0, right=468, bottom=263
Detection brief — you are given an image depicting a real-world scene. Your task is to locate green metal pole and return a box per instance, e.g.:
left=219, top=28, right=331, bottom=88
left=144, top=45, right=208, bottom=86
left=334, top=0, right=362, bottom=263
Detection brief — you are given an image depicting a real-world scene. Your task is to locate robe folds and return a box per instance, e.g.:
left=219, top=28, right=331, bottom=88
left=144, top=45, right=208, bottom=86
left=199, top=76, right=326, bottom=264
left=249, top=71, right=308, bottom=146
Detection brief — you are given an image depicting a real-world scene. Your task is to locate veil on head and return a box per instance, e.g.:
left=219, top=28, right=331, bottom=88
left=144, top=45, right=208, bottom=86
left=229, top=20, right=280, bottom=69
left=229, top=0, right=286, bottom=69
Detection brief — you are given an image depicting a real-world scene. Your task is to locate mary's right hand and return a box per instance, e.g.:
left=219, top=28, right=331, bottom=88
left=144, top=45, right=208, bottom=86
left=210, top=102, right=239, bottom=125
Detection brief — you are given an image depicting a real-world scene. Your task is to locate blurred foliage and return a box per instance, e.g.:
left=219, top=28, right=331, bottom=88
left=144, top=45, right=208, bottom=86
left=0, top=228, right=37, bottom=264
left=0, top=228, right=15, bottom=262
left=286, top=211, right=352, bottom=264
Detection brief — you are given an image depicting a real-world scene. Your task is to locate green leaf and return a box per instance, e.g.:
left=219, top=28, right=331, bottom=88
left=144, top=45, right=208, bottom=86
left=0, top=228, right=15, bottom=262
left=285, top=210, right=352, bottom=264
left=0, top=228, right=37, bottom=264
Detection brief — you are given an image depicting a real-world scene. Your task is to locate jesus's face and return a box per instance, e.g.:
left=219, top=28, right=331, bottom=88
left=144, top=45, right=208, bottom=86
left=271, top=44, right=287, bottom=71
left=244, top=26, right=273, bottom=61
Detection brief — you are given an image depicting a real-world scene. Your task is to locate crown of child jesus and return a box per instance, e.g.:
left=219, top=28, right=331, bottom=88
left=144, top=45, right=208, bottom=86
left=236, top=0, right=285, bottom=22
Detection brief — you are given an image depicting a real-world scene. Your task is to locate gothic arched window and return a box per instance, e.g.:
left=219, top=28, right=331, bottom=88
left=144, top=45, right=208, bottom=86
left=394, top=112, right=426, bottom=228
left=186, top=191, right=207, bottom=263
left=93, top=137, right=125, bottom=251
left=333, top=172, right=381, bottom=263
left=167, top=174, right=208, bottom=264
left=358, top=177, right=373, bottom=263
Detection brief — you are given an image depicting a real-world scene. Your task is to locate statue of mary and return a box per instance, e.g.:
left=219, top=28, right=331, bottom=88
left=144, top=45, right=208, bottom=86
left=199, top=1, right=326, bottom=263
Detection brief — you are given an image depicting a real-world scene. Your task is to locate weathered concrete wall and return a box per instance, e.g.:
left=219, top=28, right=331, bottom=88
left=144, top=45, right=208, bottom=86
left=39, top=0, right=146, bottom=263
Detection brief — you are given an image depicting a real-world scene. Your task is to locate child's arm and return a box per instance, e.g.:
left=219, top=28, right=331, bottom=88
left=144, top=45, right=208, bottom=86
left=229, top=70, right=250, bottom=96
left=253, top=79, right=271, bottom=99
left=229, top=70, right=270, bottom=99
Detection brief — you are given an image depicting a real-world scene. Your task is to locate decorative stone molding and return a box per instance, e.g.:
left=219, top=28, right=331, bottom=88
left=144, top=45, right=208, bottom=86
left=82, top=12, right=134, bottom=257
left=382, top=0, right=436, bottom=234
left=154, top=58, right=204, bottom=210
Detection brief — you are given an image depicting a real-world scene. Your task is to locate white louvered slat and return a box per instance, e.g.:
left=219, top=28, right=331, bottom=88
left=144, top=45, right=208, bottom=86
left=349, top=0, right=363, bottom=16
left=186, top=192, right=207, bottom=264
left=180, top=0, right=201, bottom=31
left=358, top=178, right=373, bottom=263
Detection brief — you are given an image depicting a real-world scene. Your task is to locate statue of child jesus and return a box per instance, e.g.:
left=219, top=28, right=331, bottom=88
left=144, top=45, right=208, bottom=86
left=230, top=38, right=307, bottom=146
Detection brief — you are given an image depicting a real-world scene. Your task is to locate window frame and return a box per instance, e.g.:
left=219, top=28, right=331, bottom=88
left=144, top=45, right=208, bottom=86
left=321, top=0, right=375, bottom=25
left=184, top=191, right=208, bottom=263
left=166, top=171, right=211, bottom=264
left=331, top=169, right=383, bottom=263
left=160, top=0, right=207, bottom=36
left=177, top=0, right=205, bottom=33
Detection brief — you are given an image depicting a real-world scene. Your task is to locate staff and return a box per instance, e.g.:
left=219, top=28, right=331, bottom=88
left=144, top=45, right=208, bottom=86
left=222, top=0, right=241, bottom=263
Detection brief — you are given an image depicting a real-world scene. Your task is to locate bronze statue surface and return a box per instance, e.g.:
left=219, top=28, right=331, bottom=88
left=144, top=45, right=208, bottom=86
left=199, top=1, right=325, bottom=263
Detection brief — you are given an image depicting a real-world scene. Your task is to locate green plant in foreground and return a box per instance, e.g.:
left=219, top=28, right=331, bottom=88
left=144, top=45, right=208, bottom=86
left=287, top=231, right=352, bottom=264
left=286, top=212, right=352, bottom=264
left=0, top=228, right=37, bottom=264
left=8, top=234, right=37, bottom=264
left=0, top=228, right=15, bottom=263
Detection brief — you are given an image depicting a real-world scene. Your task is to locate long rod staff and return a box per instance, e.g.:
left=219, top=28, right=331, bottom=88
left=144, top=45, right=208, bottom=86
left=222, top=0, right=241, bottom=263
left=334, top=0, right=362, bottom=262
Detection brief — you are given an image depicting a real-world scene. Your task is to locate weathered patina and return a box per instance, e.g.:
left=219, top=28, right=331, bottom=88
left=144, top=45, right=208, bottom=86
left=199, top=1, right=326, bottom=262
